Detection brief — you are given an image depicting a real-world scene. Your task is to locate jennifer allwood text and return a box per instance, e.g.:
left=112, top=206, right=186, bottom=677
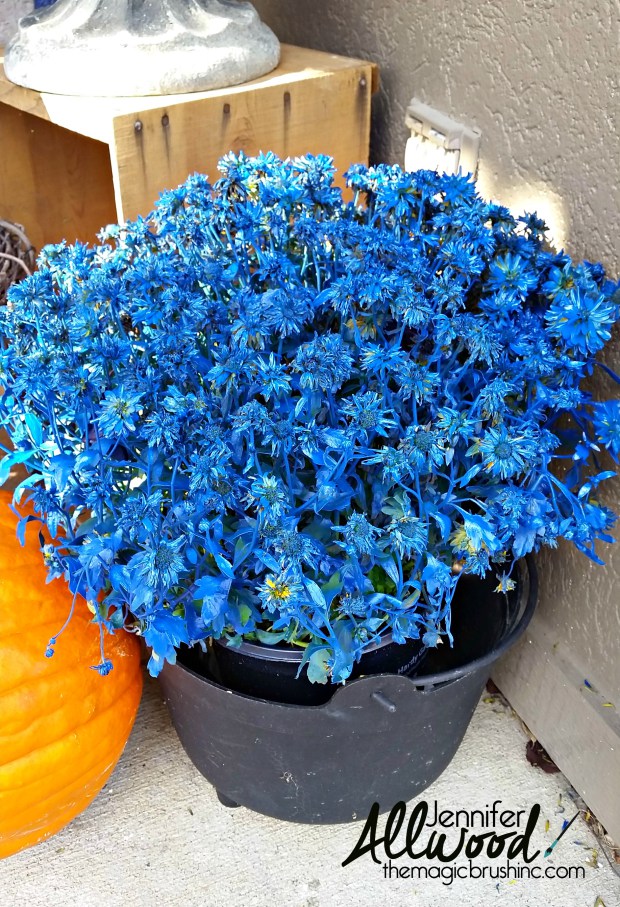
left=342, top=800, right=541, bottom=867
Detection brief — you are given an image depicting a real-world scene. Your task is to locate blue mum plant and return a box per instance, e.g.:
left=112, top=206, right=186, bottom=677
left=1, top=153, right=619, bottom=683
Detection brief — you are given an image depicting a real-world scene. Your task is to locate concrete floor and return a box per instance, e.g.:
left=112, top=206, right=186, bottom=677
left=1, top=678, right=619, bottom=907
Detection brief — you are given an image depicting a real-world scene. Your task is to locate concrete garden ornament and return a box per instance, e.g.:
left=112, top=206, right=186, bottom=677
left=4, top=0, right=281, bottom=96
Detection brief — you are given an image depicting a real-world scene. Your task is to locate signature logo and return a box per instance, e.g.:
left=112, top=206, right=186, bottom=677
left=343, top=799, right=541, bottom=867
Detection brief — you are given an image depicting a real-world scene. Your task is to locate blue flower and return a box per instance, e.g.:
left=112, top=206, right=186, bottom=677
left=401, top=425, right=445, bottom=472
left=293, top=334, right=354, bottom=392
left=592, top=401, right=620, bottom=460
left=207, top=346, right=250, bottom=388
left=542, top=264, right=576, bottom=299
left=396, top=361, right=440, bottom=403
left=261, top=417, right=296, bottom=456
left=435, top=407, right=477, bottom=445
left=117, top=493, right=163, bottom=542
left=250, top=474, right=288, bottom=516
left=387, top=515, right=427, bottom=559
left=422, top=555, right=454, bottom=596
left=476, top=378, right=520, bottom=418
left=131, top=538, right=185, bottom=589
left=262, top=288, right=312, bottom=337
left=96, top=387, right=143, bottom=437
left=255, top=354, right=292, bottom=400
left=273, top=529, right=321, bottom=570
left=342, top=392, right=396, bottom=439
left=488, top=253, right=538, bottom=298
left=334, top=513, right=380, bottom=556
left=360, top=343, right=407, bottom=375
left=476, top=425, right=539, bottom=479
left=546, top=288, right=617, bottom=354
left=363, top=446, right=408, bottom=483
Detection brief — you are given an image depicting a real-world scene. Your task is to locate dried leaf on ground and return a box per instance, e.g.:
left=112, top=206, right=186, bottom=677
left=525, top=739, right=560, bottom=773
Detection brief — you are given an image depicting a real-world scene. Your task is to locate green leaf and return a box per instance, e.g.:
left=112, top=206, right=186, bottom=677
left=321, top=571, right=343, bottom=606
left=306, top=648, right=330, bottom=684
left=238, top=604, right=252, bottom=627
left=255, top=628, right=288, bottom=645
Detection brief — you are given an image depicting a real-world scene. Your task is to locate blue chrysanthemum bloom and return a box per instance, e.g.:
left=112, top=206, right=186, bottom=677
left=335, top=513, right=380, bottom=556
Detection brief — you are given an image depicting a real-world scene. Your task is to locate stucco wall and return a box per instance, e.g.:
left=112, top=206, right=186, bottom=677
left=253, top=0, right=620, bottom=833
left=254, top=1, right=619, bottom=272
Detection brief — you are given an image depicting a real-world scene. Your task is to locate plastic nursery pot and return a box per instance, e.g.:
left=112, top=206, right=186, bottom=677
left=158, top=557, right=537, bottom=824
left=185, top=631, right=428, bottom=706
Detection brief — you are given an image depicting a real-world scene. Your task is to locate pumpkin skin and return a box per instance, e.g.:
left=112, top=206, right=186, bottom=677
left=0, top=492, right=143, bottom=859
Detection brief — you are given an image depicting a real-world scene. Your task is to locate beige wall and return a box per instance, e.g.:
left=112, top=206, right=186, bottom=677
left=255, top=0, right=620, bottom=836
left=254, top=1, right=619, bottom=272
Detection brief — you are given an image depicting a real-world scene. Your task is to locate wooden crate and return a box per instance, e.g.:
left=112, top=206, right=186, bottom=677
left=0, top=45, right=378, bottom=250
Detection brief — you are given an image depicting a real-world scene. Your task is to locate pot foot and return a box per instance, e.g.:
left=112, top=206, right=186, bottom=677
left=216, top=791, right=240, bottom=809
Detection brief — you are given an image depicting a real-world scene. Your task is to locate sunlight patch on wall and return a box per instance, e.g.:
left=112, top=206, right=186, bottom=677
left=477, top=170, right=569, bottom=253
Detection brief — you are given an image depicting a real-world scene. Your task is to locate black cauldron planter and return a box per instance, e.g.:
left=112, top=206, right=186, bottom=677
left=159, top=557, right=537, bottom=824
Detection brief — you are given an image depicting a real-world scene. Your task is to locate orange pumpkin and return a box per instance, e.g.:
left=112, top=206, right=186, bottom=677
left=0, top=491, right=143, bottom=859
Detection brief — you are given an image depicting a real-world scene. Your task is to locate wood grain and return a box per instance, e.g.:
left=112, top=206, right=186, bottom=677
left=110, top=59, right=374, bottom=220
left=0, top=45, right=377, bottom=243
left=0, top=105, right=117, bottom=249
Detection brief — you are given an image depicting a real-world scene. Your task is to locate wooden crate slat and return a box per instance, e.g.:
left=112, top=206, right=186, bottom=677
left=0, top=105, right=117, bottom=250
left=0, top=45, right=377, bottom=245
left=110, top=61, right=373, bottom=221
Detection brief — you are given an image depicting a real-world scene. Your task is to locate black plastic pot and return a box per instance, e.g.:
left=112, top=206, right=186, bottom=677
left=159, top=557, right=537, bottom=824
left=183, top=630, right=427, bottom=706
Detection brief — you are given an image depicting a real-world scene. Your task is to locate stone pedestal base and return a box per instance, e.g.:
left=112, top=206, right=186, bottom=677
left=4, top=0, right=280, bottom=97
